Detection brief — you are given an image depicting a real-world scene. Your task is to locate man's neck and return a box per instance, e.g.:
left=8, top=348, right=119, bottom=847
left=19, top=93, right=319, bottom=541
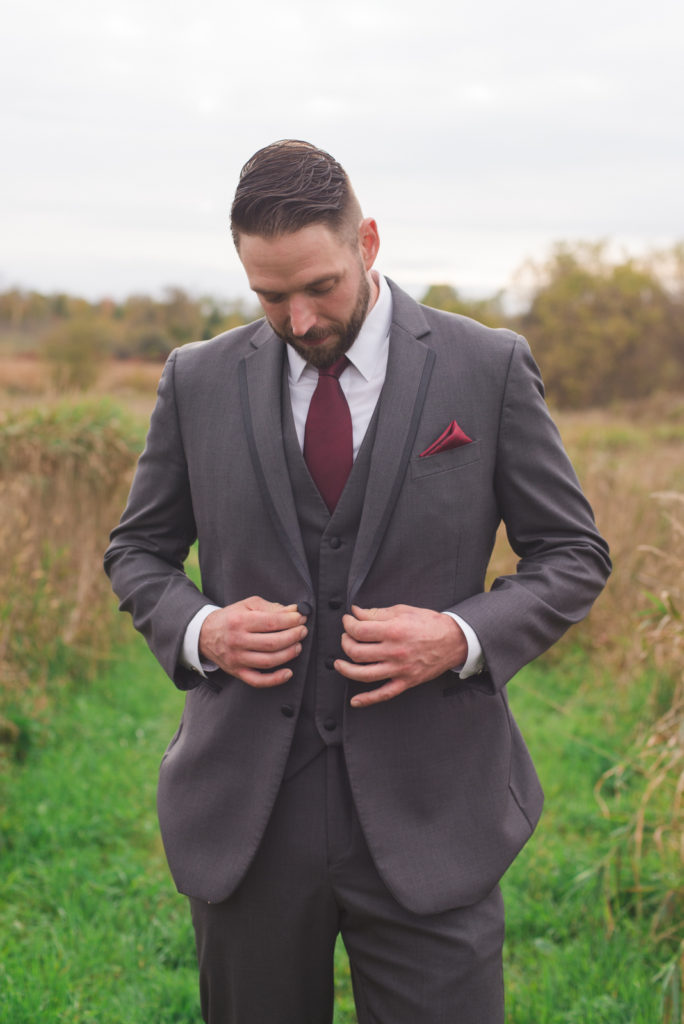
left=367, top=269, right=380, bottom=312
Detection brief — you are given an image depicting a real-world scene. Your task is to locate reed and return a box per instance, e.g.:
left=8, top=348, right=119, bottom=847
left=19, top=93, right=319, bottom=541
left=592, top=491, right=683, bottom=1017
left=0, top=401, right=143, bottom=711
left=487, top=397, right=684, bottom=1005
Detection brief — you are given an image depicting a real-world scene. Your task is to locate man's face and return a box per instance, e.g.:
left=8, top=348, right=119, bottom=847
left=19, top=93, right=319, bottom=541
left=238, top=221, right=379, bottom=369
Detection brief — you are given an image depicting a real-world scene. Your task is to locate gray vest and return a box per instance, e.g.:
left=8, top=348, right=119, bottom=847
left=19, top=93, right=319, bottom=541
left=281, top=371, right=379, bottom=778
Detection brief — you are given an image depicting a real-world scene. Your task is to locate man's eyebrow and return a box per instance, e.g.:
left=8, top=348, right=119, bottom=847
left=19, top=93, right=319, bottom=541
left=252, top=274, right=340, bottom=296
left=306, top=274, right=339, bottom=288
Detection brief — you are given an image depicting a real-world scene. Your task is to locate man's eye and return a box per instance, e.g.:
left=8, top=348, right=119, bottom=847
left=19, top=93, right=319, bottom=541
left=262, top=294, right=284, bottom=304
left=309, top=284, right=334, bottom=296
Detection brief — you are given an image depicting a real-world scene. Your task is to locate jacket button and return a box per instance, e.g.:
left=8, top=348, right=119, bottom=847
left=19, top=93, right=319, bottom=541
left=280, top=704, right=295, bottom=718
left=328, top=598, right=342, bottom=610
left=323, top=717, right=337, bottom=732
left=329, top=536, right=342, bottom=549
left=298, top=601, right=313, bottom=616
left=325, top=657, right=335, bottom=670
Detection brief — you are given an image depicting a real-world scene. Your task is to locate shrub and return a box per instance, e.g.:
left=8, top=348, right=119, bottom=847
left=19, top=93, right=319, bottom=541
left=41, top=317, right=113, bottom=391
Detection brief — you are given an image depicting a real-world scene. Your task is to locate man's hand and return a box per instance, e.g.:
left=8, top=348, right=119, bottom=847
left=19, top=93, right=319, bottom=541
left=199, top=596, right=308, bottom=688
left=336, top=604, right=468, bottom=708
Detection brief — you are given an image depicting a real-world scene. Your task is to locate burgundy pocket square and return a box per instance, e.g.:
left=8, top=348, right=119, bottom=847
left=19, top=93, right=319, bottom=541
left=419, top=421, right=473, bottom=457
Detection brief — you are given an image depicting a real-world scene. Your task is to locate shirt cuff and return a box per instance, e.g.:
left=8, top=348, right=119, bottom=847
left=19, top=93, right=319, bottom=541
left=181, top=604, right=221, bottom=676
left=442, top=612, right=485, bottom=678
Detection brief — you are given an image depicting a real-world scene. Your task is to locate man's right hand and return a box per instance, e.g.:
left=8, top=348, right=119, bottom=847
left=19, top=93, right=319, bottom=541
left=198, top=596, right=308, bottom=687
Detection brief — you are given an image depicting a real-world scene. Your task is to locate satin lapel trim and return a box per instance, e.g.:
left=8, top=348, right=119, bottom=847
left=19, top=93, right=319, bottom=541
left=238, top=333, right=311, bottom=592
left=348, top=325, right=435, bottom=604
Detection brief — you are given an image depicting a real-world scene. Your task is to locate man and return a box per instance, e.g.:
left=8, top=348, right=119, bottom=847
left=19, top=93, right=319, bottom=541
left=105, top=140, right=610, bottom=1023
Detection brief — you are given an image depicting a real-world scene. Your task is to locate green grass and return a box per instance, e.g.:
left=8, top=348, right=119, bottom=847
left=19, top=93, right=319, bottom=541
left=502, top=652, right=673, bottom=1023
left=0, top=642, right=199, bottom=1023
left=0, top=640, right=675, bottom=1022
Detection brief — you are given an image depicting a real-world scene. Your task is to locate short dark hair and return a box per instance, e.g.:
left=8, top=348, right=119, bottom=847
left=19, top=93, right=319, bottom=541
left=230, top=140, right=361, bottom=249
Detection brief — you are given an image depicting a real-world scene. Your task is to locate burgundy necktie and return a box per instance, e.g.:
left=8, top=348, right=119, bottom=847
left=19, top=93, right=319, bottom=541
left=304, top=356, right=353, bottom=513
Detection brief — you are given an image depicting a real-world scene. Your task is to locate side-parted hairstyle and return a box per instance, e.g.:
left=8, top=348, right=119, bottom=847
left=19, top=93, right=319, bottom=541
left=230, top=140, right=362, bottom=249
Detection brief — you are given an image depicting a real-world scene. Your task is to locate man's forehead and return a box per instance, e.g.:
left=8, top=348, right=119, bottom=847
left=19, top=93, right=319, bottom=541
left=238, top=224, right=353, bottom=291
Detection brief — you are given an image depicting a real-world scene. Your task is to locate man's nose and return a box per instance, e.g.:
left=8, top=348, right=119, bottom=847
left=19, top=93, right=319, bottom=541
left=288, top=296, right=317, bottom=337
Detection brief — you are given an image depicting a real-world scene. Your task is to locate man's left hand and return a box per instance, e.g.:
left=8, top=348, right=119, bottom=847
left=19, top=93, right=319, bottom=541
left=336, top=604, right=468, bottom=708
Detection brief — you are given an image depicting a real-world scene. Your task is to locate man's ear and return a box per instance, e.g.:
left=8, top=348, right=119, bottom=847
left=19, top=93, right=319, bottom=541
left=358, top=217, right=380, bottom=270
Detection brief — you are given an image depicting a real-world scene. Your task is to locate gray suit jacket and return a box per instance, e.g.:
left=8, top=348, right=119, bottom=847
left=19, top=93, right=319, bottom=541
left=105, top=280, right=610, bottom=914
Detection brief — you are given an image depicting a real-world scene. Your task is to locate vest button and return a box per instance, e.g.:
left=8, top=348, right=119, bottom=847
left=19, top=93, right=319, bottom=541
left=280, top=704, right=295, bottom=718
left=323, top=717, right=337, bottom=732
left=329, top=536, right=342, bottom=549
left=325, top=657, right=335, bottom=670
left=328, top=598, right=342, bottom=610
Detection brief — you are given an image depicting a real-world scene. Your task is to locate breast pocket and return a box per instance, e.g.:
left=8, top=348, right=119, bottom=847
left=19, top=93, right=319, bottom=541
left=410, top=440, right=481, bottom=479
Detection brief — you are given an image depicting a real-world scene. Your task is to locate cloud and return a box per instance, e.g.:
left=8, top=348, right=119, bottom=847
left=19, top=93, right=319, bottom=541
left=2, top=0, right=683, bottom=300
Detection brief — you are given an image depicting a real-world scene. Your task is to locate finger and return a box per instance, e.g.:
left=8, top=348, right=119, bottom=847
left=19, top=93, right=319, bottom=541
left=342, top=614, right=390, bottom=643
left=247, top=609, right=308, bottom=634
left=340, top=632, right=383, bottom=664
left=349, top=680, right=407, bottom=708
left=241, top=641, right=304, bottom=669
left=239, top=666, right=295, bottom=688
left=334, top=657, right=394, bottom=684
left=350, top=604, right=397, bottom=620
left=245, top=624, right=308, bottom=653
left=244, top=596, right=296, bottom=612
left=243, top=596, right=307, bottom=625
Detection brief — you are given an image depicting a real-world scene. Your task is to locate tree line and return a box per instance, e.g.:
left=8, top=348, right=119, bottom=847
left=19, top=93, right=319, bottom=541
left=422, top=241, right=684, bottom=408
left=2, top=241, right=683, bottom=408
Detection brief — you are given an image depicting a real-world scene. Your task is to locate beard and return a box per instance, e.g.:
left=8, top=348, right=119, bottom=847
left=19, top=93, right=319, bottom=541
left=270, top=270, right=371, bottom=370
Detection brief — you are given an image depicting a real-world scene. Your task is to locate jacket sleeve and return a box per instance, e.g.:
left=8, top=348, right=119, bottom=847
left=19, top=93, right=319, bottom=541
left=104, top=350, right=210, bottom=689
left=449, top=334, right=611, bottom=692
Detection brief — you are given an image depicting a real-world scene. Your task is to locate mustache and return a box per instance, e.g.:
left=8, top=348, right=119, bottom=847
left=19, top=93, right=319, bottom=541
left=285, top=324, right=333, bottom=342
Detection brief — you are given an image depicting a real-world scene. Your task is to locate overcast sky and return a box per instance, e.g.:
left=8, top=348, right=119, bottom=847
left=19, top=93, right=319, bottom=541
left=3, top=0, right=683, bottom=306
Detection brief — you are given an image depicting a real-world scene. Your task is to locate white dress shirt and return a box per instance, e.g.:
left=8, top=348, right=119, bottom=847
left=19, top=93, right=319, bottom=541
left=182, top=272, right=484, bottom=678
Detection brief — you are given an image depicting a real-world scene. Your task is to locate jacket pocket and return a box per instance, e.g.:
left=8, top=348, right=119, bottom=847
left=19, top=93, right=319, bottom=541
left=410, top=440, right=481, bottom=479
left=161, top=717, right=184, bottom=762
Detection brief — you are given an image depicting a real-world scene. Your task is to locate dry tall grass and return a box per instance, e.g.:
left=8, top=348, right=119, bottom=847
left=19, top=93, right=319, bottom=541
left=595, top=489, right=683, bottom=1013
left=1, top=374, right=681, bottom=689
left=564, top=396, right=684, bottom=662
left=0, top=354, right=51, bottom=396
left=0, top=401, right=143, bottom=708
left=0, top=354, right=161, bottom=415
left=486, top=392, right=684, bottom=668
left=484, top=393, right=684, bottom=990
left=561, top=397, right=683, bottom=1005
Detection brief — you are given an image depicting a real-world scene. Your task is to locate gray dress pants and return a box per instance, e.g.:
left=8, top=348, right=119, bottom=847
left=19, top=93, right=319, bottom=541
left=189, top=745, right=505, bottom=1024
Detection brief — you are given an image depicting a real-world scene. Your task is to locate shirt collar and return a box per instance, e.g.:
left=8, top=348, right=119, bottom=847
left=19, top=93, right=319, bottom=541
left=286, top=271, right=392, bottom=383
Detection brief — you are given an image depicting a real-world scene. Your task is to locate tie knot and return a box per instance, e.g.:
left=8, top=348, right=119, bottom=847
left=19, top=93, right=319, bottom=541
left=318, top=356, right=349, bottom=380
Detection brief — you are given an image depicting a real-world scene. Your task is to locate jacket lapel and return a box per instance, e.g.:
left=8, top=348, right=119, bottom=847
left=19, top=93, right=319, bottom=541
left=239, top=283, right=435, bottom=604
left=239, top=322, right=312, bottom=592
left=348, top=283, right=435, bottom=603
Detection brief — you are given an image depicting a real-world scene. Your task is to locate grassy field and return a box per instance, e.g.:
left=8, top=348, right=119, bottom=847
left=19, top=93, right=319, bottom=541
left=0, top=365, right=682, bottom=1021
left=0, top=635, right=674, bottom=1022
left=0, top=635, right=357, bottom=1023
